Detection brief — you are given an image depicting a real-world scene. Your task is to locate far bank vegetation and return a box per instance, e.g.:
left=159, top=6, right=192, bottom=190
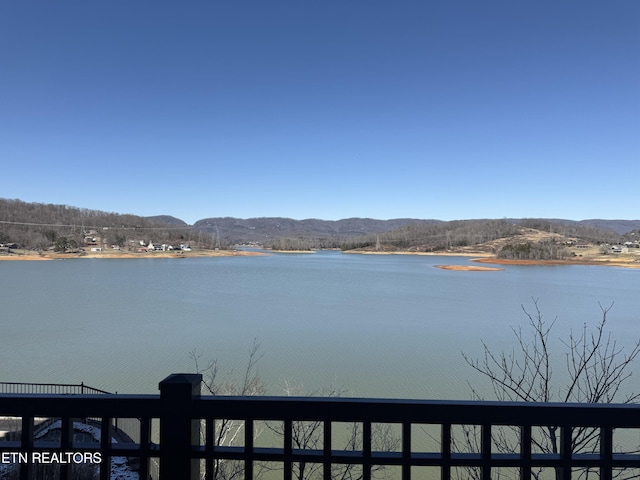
left=339, top=219, right=625, bottom=260
left=340, top=219, right=521, bottom=252
left=2, top=199, right=636, bottom=261
left=0, top=199, right=220, bottom=253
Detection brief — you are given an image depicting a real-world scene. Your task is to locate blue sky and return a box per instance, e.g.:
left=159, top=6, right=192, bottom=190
left=1, top=1, right=638, bottom=224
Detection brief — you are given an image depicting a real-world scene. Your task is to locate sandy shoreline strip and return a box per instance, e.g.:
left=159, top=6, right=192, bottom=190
left=2, top=249, right=639, bottom=268
left=473, top=257, right=640, bottom=269
left=344, top=250, right=492, bottom=257
left=0, top=249, right=267, bottom=261
left=435, top=265, right=503, bottom=271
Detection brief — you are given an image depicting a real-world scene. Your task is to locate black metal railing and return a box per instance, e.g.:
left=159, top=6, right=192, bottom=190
left=0, top=373, right=639, bottom=480
left=0, top=381, right=111, bottom=395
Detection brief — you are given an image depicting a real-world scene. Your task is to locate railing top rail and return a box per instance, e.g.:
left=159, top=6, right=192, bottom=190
left=1, top=391, right=638, bottom=407
left=0, top=393, right=161, bottom=418
left=190, top=395, right=640, bottom=427
left=193, top=394, right=640, bottom=408
left=0, top=391, right=639, bottom=426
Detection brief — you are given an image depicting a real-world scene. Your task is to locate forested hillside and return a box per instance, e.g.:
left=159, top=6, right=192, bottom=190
left=341, top=218, right=627, bottom=259
left=1, top=198, right=634, bottom=259
left=341, top=219, right=520, bottom=252
left=0, top=199, right=197, bottom=251
left=194, top=216, right=441, bottom=248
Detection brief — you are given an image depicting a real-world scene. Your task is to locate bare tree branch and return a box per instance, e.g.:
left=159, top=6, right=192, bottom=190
left=191, top=340, right=267, bottom=480
left=462, top=299, right=640, bottom=480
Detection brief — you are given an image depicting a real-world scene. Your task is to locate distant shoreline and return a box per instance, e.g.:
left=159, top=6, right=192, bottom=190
left=344, top=250, right=491, bottom=257
left=435, top=264, right=503, bottom=271
left=2, top=248, right=639, bottom=268
left=0, top=249, right=266, bottom=261
left=473, top=256, right=640, bottom=269
left=344, top=248, right=640, bottom=268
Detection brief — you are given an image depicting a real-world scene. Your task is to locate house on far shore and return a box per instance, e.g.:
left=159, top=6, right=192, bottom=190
left=0, top=243, right=18, bottom=254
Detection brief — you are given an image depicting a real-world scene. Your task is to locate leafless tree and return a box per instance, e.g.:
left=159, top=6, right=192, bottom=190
left=191, top=340, right=267, bottom=480
left=266, top=381, right=400, bottom=480
left=264, top=382, right=342, bottom=480
left=192, top=347, right=400, bottom=480
left=461, top=299, right=640, bottom=480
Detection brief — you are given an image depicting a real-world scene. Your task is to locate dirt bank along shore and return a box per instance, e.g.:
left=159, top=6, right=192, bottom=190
left=0, top=249, right=265, bottom=261
left=473, top=256, right=640, bottom=269
left=435, top=265, right=503, bottom=271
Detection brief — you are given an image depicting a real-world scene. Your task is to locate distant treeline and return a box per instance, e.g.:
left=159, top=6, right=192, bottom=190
left=339, top=219, right=521, bottom=252
left=267, top=219, right=622, bottom=256
left=1, top=199, right=629, bottom=258
left=0, top=199, right=211, bottom=251
left=337, top=219, right=624, bottom=257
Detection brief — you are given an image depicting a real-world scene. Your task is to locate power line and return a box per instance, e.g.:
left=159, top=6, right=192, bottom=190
left=0, top=220, right=198, bottom=231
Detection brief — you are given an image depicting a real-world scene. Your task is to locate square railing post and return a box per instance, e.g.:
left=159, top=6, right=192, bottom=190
left=159, top=373, right=202, bottom=480
left=20, top=416, right=33, bottom=480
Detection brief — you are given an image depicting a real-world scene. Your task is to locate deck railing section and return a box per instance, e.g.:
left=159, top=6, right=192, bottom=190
left=0, top=374, right=638, bottom=480
left=0, top=381, right=112, bottom=395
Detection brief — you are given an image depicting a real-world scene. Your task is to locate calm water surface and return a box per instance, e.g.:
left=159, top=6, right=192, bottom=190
left=1, top=251, right=638, bottom=399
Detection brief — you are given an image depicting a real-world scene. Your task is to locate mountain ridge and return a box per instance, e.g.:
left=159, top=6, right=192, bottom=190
left=2, top=198, right=640, bottom=251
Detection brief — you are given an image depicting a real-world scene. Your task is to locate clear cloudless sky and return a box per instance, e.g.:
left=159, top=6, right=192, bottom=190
left=1, top=1, right=638, bottom=224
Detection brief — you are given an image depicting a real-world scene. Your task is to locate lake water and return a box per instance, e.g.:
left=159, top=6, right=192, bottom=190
left=1, top=251, right=639, bottom=400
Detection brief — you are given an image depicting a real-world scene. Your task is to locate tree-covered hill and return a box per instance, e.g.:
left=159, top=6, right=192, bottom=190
left=343, top=218, right=629, bottom=258
left=1, top=198, right=636, bottom=257
left=0, top=199, right=196, bottom=251
left=194, top=216, right=442, bottom=247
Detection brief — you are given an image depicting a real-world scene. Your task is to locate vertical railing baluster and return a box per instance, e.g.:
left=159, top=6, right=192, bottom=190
left=323, top=420, right=332, bottom=480
left=20, top=415, right=34, bottom=480
left=244, top=419, right=254, bottom=480
left=100, top=417, right=112, bottom=480
left=139, top=416, right=151, bottom=480
left=560, top=425, right=572, bottom=480
left=402, top=421, right=411, bottom=480
left=442, top=422, right=451, bottom=480
left=363, top=421, right=372, bottom=480
left=206, top=418, right=214, bottom=480
left=520, top=424, right=532, bottom=480
left=481, top=424, right=491, bottom=480
left=284, top=419, right=293, bottom=480
left=60, top=416, right=73, bottom=480
left=601, top=426, right=613, bottom=480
